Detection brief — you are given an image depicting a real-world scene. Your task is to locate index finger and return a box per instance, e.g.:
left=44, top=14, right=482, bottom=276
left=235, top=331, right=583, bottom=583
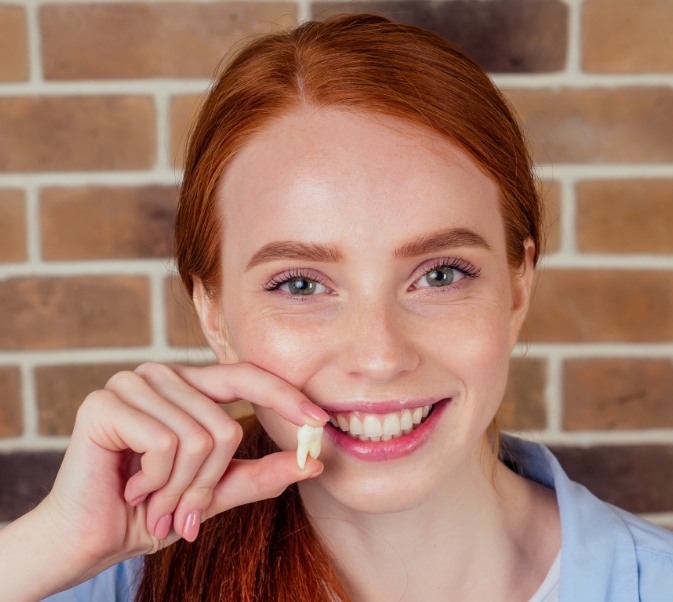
left=169, top=362, right=328, bottom=427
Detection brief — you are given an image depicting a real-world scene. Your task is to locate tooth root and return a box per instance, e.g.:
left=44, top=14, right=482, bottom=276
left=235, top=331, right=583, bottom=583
left=309, top=435, right=322, bottom=459
left=296, top=442, right=309, bottom=469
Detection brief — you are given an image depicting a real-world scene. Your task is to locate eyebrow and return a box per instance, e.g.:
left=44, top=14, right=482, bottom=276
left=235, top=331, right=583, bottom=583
left=245, top=227, right=490, bottom=271
left=394, top=227, right=491, bottom=258
left=245, top=241, right=342, bottom=270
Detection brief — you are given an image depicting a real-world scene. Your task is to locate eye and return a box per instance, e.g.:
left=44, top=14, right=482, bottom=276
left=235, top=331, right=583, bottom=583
left=418, top=266, right=464, bottom=288
left=412, top=259, right=480, bottom=290
left=265, top=271, right=330, bottom=296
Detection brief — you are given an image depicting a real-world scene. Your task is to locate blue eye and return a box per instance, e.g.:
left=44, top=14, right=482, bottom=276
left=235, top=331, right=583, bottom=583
left=265, top=271, right=329, bottom=296
left=420, top=267, right=463, bottom=287
left=279, top=277, right=326, bottom=296
left=413, top=259, right=480, bottom=289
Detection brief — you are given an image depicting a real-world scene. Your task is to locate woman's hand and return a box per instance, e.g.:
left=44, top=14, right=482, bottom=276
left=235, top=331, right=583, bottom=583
left=32, top=362, right=327, bottom=591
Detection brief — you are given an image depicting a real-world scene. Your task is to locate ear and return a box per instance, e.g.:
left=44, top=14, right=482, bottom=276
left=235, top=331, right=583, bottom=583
left=508, top=238, right=536, bottom=348
left=192, top=278, right=237, bottom=364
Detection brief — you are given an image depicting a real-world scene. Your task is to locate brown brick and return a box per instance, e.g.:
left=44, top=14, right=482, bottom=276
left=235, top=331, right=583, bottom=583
left=0, top=276, right=151, bottom=350
left=41, top=185, right=178, bottom=260
left=312, top=0, right=567, bottom=73
left=35, top=363, right=136, bottom=436
left=170, top=94, right=205, bottom=169
left=165, top=276, right=208, bottom=348
left=0, top=451, right=64, bottom=521
left=540, top=180, right=561, bottom=254
left=583, top=0, right=673, bottom=73
left=564, top=358, right=673, bottom=430
left=525, top=270, right=673, bottom=342
left=499, top=357, right=547, bottom=430
left=40, top=3, right=297, bottom=80
left=0, top=367, right=22, bottom=437
left=506, top=88, right=673, bottom=163
left=0, top=96, right=155, bottom=172
left=0, top=189, right=27, bottom=262
left=552, top=445, right=673, bottom=513
left=0, top=6, right=28, bottom=81
left=576, top=180, right=673, bottom=254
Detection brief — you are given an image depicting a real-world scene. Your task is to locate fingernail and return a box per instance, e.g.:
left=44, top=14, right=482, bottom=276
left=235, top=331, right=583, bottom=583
left=153, top=514, right=172, bottom=540
left=128, top=494, right=147, bottom=507
left=183, top=510, right=202, bottom=542
left=310, top=464, right=324, bottom=478
left=301, top=402, right=329, bottom=423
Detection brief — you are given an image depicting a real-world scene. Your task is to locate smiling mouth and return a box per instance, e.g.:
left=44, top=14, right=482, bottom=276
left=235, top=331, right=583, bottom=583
left=327, top=404, right=435, bottom=442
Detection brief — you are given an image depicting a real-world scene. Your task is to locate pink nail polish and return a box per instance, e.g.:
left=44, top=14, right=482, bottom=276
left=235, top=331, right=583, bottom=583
left=128, top=494, right=147, bottom=507
left=183, top=510, right=202, bottom=542
left=301, top=402, right=329, bottom=423
left=153, top=514, right=172, bottom=540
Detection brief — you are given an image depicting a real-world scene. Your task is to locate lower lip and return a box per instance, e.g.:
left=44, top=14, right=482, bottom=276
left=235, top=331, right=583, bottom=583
left=324, top=398, right=451, bottom=462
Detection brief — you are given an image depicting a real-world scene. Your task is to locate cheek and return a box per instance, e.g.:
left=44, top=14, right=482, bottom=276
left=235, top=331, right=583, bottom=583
left=227, top=309, right=329, bottom=388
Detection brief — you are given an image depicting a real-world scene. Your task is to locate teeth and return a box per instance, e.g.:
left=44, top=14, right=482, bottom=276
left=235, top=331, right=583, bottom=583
left=363, top=415, right=383, bottom=438
left=382, top=413, right=401, bottom=436
left=296, top=424, right=323, bottom=469
left=331, top=405, right=433, bottom=441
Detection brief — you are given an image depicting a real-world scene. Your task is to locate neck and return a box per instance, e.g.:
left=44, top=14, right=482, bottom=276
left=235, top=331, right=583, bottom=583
left=298, top=444, right=559, bottom=602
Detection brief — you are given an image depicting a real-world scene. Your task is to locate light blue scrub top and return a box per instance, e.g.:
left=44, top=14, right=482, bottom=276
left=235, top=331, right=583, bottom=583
left=43, top=437, right=673, bottom=601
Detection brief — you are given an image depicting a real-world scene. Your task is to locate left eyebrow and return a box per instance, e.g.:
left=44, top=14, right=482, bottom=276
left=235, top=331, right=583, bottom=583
left=394, top=227, right=491, bottom=258
left=245, top=241, right=342, bottom=271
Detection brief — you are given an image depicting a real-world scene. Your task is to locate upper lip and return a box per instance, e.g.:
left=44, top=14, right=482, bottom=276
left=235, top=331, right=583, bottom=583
left=318, top=398, right=448, bottom=414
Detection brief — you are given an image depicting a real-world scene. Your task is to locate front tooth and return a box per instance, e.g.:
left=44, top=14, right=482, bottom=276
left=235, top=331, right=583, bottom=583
left=412, top=407, right=423, bottom=424
left=350, top=414, right=364, bottom=435
left=422, top=405, right=430, bottom=418
left=400, top=409, right=413, bottom=431
left=382, top=413, right=401, bottom=437
left=363, top=415, right=383, bottom=438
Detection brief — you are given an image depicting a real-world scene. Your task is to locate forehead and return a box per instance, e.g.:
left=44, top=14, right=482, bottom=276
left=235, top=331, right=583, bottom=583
left=216, top=108, right=504, bottom=253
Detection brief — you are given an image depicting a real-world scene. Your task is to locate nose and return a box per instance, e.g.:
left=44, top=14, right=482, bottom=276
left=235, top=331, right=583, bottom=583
left=338, top=298, right=420, bottom=383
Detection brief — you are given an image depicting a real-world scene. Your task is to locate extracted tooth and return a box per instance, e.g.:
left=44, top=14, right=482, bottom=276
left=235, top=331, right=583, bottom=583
left=296, top=424, right=324, bottom=469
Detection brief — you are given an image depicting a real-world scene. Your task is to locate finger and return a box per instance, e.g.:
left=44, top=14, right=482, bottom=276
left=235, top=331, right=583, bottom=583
left=105, top=372, right=235, bottom=535
left=130, top=364, right=248, bottom=539
left=204, top=451, right=323, bottom=519
left=74, top=390, right=178, bottom=504
left=170, top=362, right=329, bottom=427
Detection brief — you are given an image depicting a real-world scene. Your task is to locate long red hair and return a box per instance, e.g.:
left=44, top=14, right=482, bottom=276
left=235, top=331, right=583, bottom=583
left=137, top=13, right=543, bottom=601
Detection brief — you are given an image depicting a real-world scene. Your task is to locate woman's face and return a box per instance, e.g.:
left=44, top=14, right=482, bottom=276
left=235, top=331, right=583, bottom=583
left=209, top=108, right=533, bottom=514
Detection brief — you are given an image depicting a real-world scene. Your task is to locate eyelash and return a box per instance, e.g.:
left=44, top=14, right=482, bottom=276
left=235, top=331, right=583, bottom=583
left=415, top=258, right=481, bottom=284
left=263, top=258, right=481, bottom=295
left=264, top=269, right=329, bottom=293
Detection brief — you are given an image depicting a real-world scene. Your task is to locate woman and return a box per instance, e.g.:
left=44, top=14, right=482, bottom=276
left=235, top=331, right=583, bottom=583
left=3, top=14, right=672, bottom=602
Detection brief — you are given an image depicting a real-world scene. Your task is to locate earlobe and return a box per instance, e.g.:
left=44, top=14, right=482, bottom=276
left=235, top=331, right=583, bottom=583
left=192, top=278, right=234, bottom=363
left=509, top=238, right=536, bottom=346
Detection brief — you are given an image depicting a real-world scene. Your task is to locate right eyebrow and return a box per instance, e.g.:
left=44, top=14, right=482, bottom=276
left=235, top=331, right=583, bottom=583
left=245, top=241, right=342, bottom=271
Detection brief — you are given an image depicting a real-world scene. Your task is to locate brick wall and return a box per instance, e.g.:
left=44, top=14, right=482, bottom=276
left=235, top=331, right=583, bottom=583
left=1, top=0, right=672, bottom=526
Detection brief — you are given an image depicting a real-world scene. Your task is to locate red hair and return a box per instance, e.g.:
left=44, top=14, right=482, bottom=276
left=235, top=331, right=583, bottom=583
left=138, top=13, right=544, bottom=601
